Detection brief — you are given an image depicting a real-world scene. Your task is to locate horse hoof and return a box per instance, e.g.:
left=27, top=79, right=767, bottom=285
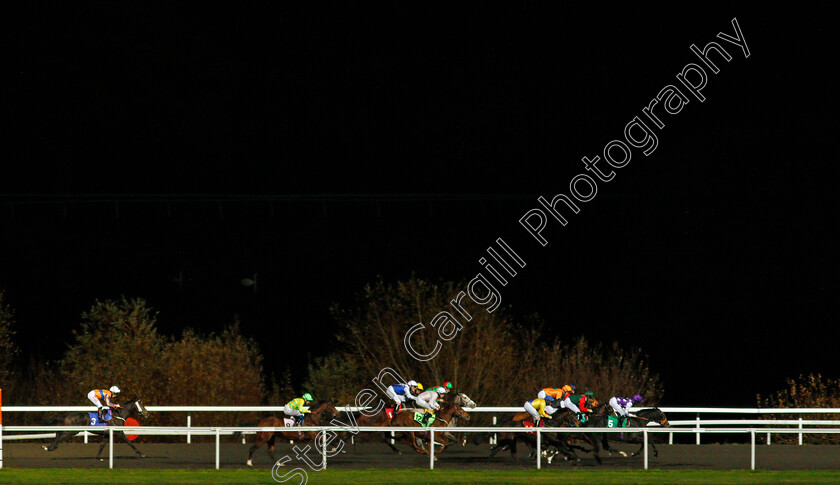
left=246, top=460, right=253, bottom=467
left=619, top=451, right=628, bottom=457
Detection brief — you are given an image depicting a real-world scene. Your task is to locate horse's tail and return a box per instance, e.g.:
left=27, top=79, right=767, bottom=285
left=231, top=420, right=261, bottom=442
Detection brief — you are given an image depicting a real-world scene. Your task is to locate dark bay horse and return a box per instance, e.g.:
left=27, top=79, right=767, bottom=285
left=490, top=408, right=580, bottom=463
left=389, top=402, right=468, bottom=456
left=246, top=401, right=339, bottom=467
left=578, top=407, right=670, bottom=463
left=42, top=397, right=150, bottom=460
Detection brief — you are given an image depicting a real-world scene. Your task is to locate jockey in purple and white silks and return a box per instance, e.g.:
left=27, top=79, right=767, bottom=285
left=609, top=394, right=643, bottom=418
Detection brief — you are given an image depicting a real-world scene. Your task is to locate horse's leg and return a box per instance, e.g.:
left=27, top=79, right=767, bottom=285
left=586, top=433, right=603, bottom=465
left=247, top=431, right=270, bottom=466
left=96, top=433, right=108, bottom=459
left=630, top=435, right=656, bottom=457
left=408, top=431, right=428, bottom=455
left=43, top=431, right=71, bottom=451
left=118, top=431, right=145, bottom=457
left=381, top=431, right=402, bottom=454
left=267, top=434, right=278, bottom=462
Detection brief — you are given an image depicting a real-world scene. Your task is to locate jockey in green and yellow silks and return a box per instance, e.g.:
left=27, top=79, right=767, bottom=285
left=284, top=393, right=313, bottom=426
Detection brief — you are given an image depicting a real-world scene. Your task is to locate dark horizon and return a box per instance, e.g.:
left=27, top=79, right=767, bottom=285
left=4, top=7, right=838, bottom=407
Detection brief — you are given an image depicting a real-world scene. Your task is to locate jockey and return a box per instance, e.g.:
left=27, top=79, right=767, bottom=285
left=414, top=387, right=441, bottom=423
left=523, top=397, right=557, bottom=426
left=284, top=393, right=313, bottom=426
left=609, top=394, right=643, bottom=426
left=537, top=386, right=569, bottom=401
left=87, top=386, right=121, bottom=421
left=563, top=390, right=595, bottom=422
left=433, top=381, right=454, bottom=395
left=386, top=381, right=420, bottom=412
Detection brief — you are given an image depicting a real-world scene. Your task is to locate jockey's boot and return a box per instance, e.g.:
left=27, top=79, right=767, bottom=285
left=619, top=416, right=627, bottom=428
left=293, top=415, right=303, bottom=427
left=395, top=403, right=402, bottom=413
left=98, top=408, right=107, bottom=422
left=534, top=418, right=541, bottom=427
left=422, top=411, right=431, bottom=426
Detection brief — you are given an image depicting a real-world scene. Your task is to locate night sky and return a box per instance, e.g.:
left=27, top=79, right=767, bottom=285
left=4, top=6, right=837, bottom=407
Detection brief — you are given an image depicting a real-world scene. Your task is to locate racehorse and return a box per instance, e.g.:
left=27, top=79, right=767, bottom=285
left=490, top=408, right=580, bottom=463
left=442, top=392, right=476, bottom=446
left=578, top=407, right=670, bottom=463
left=246, top=401, right=339, bottom=467
left=389, top=401, right=468, bottom=455
left=355, top=406, right=403, bottom=454
left=42, top=397, right=149, bottom=460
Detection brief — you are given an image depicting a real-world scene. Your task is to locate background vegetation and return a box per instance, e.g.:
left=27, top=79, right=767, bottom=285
left=2, top=277, right=836, bottom=442
left=757, top=373, right=840, bottom=444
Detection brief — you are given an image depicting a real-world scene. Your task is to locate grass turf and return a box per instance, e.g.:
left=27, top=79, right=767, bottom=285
left=2, top=469, right=840, bottom=484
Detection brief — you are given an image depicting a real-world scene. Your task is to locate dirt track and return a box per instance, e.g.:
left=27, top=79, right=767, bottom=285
left=3, top=440, right=840, bottom=470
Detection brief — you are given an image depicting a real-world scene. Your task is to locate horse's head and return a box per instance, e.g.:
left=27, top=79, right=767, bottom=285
left=637, top=407, right=670, bottom=427
left=311, top=401, right=339, bottom=420
left=552, top=408, right=580, bottom=427
left=440, top=402, right=469, bottom=421
left=451, top=402, right=470, bottom=421
left=453, top=392, right=477, bottom=409
left=134, top=399, right=149, bottom=418
left=117, top=397, right=149, bottom=419
left=653, top=408, right=670, bottom=427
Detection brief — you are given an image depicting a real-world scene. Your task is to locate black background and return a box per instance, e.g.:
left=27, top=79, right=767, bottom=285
left=4, top=5, right=837, bottom=406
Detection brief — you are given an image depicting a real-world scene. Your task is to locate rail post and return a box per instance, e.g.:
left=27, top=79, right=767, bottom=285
left=430, top=428, right=435, bottom=469
left=798, top=417, right=803, bottom=445
left=321, top=430, right=327, bottom=470
left=109, top=426, right=114, bottom=469
left=492, top=415, right=497, bottom=445
left=643, top=428, right=649, bottom=470
left=215, top=428, right=220, bottom=469
left=695, top=414, right=701, bottom=445
left=536, top=428, right=541, bottom=470
left=750, top=429, right=756, bottom=470
left=187, top=415, right=191, bottom=444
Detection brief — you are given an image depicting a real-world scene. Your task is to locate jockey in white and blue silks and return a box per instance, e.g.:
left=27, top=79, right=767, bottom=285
left=385, top=380, right=420, bottom=410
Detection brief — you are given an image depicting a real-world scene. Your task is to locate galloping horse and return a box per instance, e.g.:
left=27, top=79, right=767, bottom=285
left=578, top=407, right=670, bottom=463
left=490, top=407, right=580, bottom=463
left=246, top=401, right=339, bottom=467
left=355, top=406, right=402, bottom=454
left=42, top=397, right=150, bottom=460
left=389, top=402, right=468, bottom=455
left=442, top=392, right=476, bottom=446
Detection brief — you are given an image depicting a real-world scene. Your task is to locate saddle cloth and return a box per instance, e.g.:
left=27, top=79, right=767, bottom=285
left=522, top=419, right=545, bottom=434
left=87, top=410, right=112, bottom=426
left=413, top=411, right=436, bottom=426
left=607, top=415, right=628, bottom=428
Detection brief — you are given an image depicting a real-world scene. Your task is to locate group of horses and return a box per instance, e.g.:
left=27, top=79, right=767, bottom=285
left=40, top=392, right=670, bottom=467
left=488, top=401, right=671, bottom=465
left=246, top=391, right=476, bottom=466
